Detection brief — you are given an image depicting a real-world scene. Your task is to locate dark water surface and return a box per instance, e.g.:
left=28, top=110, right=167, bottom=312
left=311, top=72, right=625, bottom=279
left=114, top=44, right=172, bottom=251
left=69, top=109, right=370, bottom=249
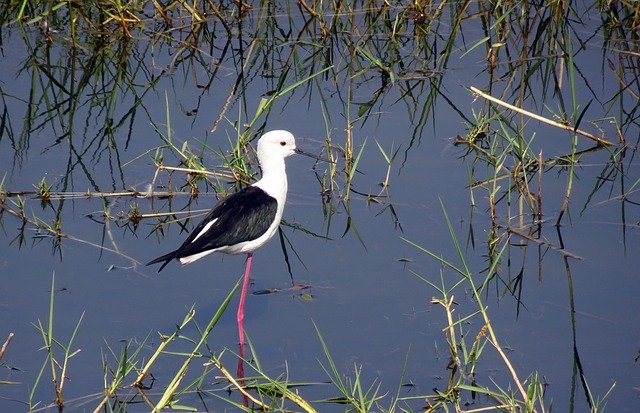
left=1, top=4, right=640, bottom=412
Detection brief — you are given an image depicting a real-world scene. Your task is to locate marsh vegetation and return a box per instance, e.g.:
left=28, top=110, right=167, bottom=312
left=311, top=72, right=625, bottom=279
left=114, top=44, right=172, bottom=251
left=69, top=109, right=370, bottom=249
left=1, top=1, right=639, bottom=411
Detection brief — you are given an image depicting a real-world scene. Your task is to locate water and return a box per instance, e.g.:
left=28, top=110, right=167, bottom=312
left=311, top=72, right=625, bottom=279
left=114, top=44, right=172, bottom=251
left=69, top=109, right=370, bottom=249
left=1, top=3, right=640, bottom=411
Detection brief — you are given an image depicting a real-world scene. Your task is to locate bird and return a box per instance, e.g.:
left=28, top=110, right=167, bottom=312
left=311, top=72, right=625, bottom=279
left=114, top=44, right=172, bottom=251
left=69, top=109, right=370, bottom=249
left=146, top=129, right=318, bottom=376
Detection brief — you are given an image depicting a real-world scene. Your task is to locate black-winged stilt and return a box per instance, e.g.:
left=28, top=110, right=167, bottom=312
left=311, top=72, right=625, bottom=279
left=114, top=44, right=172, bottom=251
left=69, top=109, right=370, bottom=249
left=146, top=129, right=317, bottom=375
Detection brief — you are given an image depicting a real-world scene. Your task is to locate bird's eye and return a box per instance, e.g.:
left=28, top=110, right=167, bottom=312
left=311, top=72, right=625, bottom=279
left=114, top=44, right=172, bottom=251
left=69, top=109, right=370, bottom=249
left=279, top=141, right=286, bottom=146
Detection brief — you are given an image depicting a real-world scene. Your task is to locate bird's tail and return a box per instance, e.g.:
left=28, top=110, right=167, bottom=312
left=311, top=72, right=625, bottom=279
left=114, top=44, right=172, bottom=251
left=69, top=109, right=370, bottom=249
left=146, top=251, right=177, bottom=273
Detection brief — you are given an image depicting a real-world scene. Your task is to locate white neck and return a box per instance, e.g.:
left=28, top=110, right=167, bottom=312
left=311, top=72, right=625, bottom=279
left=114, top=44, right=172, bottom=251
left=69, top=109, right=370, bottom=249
left=253, top=152, right=288, bottom=207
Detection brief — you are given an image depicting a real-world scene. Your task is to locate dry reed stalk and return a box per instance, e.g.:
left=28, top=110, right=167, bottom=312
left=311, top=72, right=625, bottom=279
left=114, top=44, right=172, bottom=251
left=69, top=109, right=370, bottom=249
left=470, top=86, right=614, bottom=147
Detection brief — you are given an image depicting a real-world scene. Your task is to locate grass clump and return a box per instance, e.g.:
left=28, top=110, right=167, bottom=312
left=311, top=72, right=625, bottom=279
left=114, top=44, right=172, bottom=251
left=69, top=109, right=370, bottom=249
left=402, top=200, right=546, bottom=412
left=29, top=272, right=84, bottom=410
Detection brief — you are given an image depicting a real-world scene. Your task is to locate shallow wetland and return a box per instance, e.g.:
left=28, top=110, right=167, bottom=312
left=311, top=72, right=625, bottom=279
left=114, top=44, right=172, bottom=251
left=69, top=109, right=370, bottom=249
left=1, top=1, right=639, bottom=412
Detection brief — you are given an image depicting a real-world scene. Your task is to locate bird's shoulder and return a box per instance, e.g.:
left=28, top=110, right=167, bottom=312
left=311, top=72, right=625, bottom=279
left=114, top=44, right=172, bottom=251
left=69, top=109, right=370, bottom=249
left=215, top=185, right=276, bottom=212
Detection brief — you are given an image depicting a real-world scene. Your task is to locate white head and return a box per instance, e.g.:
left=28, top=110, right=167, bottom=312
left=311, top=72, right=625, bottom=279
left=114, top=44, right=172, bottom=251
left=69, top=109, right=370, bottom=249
left=253, top=130, right=297, bottom=206
left=257, top=130, right=297, bottom=161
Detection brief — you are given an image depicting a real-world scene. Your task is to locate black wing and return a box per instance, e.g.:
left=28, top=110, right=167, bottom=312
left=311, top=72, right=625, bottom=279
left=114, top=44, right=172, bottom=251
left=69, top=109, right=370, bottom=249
left=147, top=186, right=277, bottom=272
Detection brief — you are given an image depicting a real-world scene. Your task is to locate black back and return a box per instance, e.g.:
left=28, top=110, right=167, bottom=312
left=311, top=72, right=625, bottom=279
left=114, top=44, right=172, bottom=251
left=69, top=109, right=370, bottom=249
left=172, top=185, right=278, bottom=258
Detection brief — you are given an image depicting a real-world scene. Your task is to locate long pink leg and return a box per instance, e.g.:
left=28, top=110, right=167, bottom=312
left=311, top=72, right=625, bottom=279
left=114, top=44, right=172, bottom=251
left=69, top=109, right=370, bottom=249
left=236, top=252, right=252, bottom=381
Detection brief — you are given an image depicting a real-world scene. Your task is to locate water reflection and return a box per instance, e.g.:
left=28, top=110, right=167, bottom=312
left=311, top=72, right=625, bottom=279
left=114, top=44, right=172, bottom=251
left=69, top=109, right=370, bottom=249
left=1, top=1, right=639, bottom=411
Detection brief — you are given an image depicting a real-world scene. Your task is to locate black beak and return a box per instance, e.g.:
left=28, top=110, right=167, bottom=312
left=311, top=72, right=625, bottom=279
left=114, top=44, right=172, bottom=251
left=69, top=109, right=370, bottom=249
left=294, top=147, right=332, bottom=162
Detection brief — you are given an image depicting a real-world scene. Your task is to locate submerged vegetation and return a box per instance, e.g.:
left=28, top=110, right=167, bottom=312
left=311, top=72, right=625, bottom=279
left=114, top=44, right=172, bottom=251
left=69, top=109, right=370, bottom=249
left=1, top=0, right=639, bottom=411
